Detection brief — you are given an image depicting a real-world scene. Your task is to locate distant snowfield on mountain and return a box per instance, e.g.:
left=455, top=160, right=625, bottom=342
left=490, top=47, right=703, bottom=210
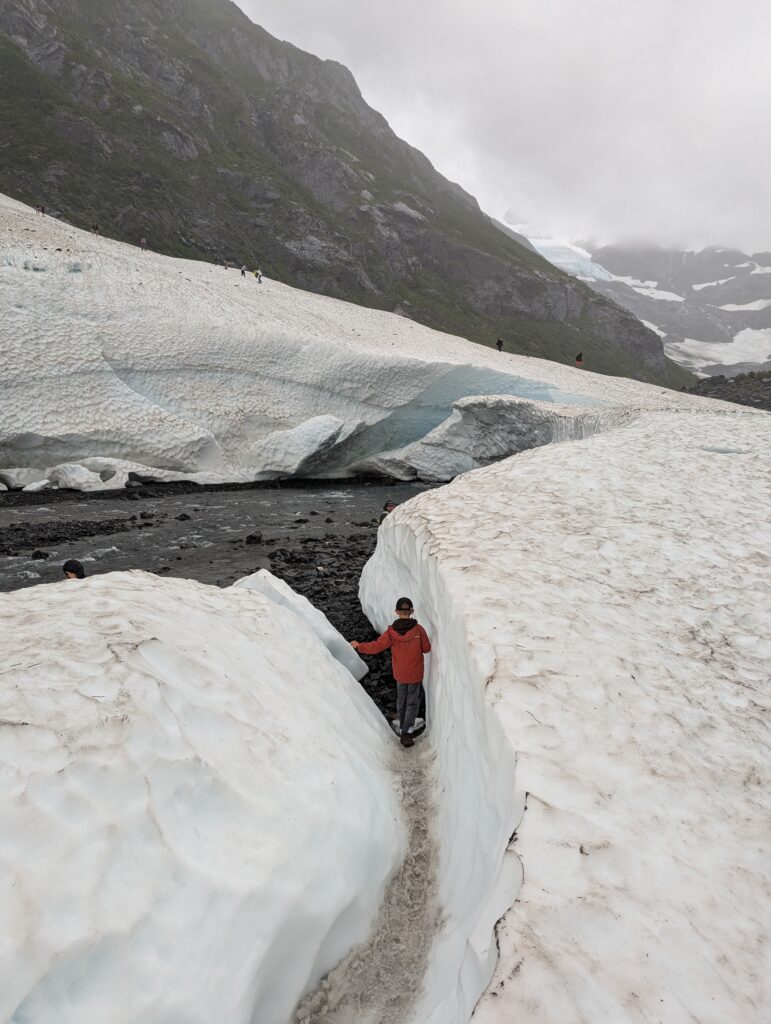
left=525, top=232, right=771, bottom=376
left=668, top=328, right=771, bottom=372
left=0, top=194, right=724, bottom=492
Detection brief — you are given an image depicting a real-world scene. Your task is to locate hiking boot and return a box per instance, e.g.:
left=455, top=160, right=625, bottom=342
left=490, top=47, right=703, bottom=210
left=401, top=731, right=415, bottom=748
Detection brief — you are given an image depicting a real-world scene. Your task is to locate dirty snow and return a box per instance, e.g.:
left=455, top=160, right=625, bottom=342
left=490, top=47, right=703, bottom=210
left=0, top=571, right=404, bottom=1024
left=361, top=403, right=770, bottom=1024
left=0, top=193, right=720, bottom=490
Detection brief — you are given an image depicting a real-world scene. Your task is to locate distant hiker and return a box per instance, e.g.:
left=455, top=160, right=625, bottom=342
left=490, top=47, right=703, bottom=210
left=241, top=264, right=247, bottom=277
left=350, top=597, right=431, bottom=748
left=35, top=205, right=42, bottom=216
left=91, top=223, right=99, bottom=235
left=575, top=352, right=584, bottom=367
left=40, top=205, right=45, bottom=217
left=255, top=268, right=263, bottom=283
left=62, top=559, right=86, bottom=580
left=140, top=237, right=147, bottom=252
left=496, top=338, right=504, bottom=353
left=379, top=499, right=397, bottom=523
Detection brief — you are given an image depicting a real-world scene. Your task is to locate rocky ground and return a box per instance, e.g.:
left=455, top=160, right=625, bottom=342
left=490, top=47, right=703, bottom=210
left=0, top=480, right=433, bottom=720
left=684, top=369, right=771, bottom=410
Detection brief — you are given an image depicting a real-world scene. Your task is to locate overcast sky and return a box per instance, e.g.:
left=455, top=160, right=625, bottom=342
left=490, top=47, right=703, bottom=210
left=236, top=0, right=771, bottom=251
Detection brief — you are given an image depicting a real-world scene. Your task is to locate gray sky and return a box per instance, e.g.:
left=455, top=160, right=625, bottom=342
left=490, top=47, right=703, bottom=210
left=236, top=0, right=771, bottom=251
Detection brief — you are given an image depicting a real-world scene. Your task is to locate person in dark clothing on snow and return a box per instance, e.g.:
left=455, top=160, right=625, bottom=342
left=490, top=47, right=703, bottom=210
left=379, top=499, right=397, bottom=523
left=496, top=337, right=504, bottom=352
left=62, top=559, right=86, bottom=580
left=350, top=597, right=431, bottom=748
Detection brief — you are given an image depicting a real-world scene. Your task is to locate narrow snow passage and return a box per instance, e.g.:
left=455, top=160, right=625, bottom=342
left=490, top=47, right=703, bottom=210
left=296, top=744, right=440, bottom=1024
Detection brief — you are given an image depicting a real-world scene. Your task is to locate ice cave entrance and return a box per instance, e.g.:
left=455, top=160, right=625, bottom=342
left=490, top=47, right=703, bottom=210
left=326, top=365, right=604, bottom=466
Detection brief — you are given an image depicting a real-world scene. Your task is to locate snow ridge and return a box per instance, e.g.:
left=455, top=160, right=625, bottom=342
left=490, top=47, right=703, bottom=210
left=0, top=193, right=727, bottom=491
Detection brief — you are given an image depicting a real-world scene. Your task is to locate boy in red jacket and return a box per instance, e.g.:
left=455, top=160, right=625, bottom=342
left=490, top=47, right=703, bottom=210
left=351, top=597, right=431, bottom=748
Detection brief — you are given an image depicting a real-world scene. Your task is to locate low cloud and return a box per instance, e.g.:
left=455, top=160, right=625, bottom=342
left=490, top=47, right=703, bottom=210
left=237, top=0, right=771, bottom=251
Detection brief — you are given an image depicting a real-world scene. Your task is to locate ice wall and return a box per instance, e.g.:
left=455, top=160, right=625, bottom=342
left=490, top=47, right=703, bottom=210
left=360, top=515, right=525, bottom=1024
left=0, top=571, right=404, bottom=1024
left=0, top=193, right=720, bottom=491
left=360, top=405, right=771, bottom=1024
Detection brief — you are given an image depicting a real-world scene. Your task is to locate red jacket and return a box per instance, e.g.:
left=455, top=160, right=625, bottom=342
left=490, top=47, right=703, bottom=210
left=357, top=623, right=431, bottom=684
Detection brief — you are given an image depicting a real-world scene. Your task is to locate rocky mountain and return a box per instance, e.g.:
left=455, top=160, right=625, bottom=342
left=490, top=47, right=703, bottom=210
left=525, top=235, right=771, bottom=377
left=0, top=0, right=689, bottom=387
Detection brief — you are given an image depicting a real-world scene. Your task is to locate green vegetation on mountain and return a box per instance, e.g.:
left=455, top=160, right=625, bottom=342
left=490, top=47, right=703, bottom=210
left=0, top=0, right=690, bottom=386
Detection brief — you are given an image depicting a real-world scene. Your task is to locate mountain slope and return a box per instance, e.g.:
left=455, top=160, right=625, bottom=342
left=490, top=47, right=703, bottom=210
left=0, top=0, right=687, bottom=386
left=527, top=236, right=771, bottom=376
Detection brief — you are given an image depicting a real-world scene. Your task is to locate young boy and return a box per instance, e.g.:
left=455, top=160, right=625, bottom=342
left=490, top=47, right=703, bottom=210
left=351, top=597, right=431, bottom=748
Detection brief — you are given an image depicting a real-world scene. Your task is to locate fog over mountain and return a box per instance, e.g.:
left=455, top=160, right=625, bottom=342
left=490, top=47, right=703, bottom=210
left=238, top=0, right=771, bottom=252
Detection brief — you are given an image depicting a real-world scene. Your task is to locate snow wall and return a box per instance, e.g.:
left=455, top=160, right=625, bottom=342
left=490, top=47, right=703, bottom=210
left=360, top=516, right=525, bottom=1024
left=0, top=191, right=718, bottom=492
left=361, top=405, right=771, bottom=1023
left=0, top=571, right=404, bottom=1024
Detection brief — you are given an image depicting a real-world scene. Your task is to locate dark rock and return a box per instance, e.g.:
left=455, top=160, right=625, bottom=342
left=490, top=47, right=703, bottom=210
left=175, top=513, right=192, bottom=521
left=245, top=531, right=263, bottom=544
left=0, top=0, right=680, bottom=386
left=30, top=550, right=49, bottom=559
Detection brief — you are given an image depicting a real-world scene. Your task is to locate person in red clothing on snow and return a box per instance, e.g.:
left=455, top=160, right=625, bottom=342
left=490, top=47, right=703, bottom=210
left=350, top=597, right=431, bottom=748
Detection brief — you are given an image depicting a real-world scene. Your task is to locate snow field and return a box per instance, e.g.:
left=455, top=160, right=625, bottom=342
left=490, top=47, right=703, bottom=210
left=667, top=329, right=771, bottom=371
left=361, top=406, right=771, bottom=1023
left=0, top=193, right=727, bottom=489
left=0, top=571, right=405, bottom=1024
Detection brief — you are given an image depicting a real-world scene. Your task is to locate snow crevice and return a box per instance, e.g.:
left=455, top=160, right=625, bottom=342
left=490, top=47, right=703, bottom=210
left=295, top=747, right=440, bottom=1024
left=360, top=520, right=526, bottom=1024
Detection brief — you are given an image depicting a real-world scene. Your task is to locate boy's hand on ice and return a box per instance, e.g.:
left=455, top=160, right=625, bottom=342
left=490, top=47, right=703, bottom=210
left=350, top=641, right=359, bottom=649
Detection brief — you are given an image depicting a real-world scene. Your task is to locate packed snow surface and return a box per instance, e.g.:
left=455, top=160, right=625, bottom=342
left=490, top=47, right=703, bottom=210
left=0, top=193, right=719, bottom=490
left=0, top=571, right=404, bottom=1024
left=361, top=402, right=770, bottom=1023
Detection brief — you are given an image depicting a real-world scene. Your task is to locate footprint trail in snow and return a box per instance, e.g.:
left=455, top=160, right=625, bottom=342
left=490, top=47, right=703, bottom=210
left=295, top=742, right=440, bottom=1024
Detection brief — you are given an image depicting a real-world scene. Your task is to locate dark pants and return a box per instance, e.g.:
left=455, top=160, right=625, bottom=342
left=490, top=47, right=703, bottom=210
left=397, top=682, right=422, bottom=734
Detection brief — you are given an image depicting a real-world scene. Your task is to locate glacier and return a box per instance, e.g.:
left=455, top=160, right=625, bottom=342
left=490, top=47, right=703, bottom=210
left=0, top=193, right=721, bottom=491
left=360, top=404, right=771, bottom=1024
left=0, top=571, right=404, bottom=1024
